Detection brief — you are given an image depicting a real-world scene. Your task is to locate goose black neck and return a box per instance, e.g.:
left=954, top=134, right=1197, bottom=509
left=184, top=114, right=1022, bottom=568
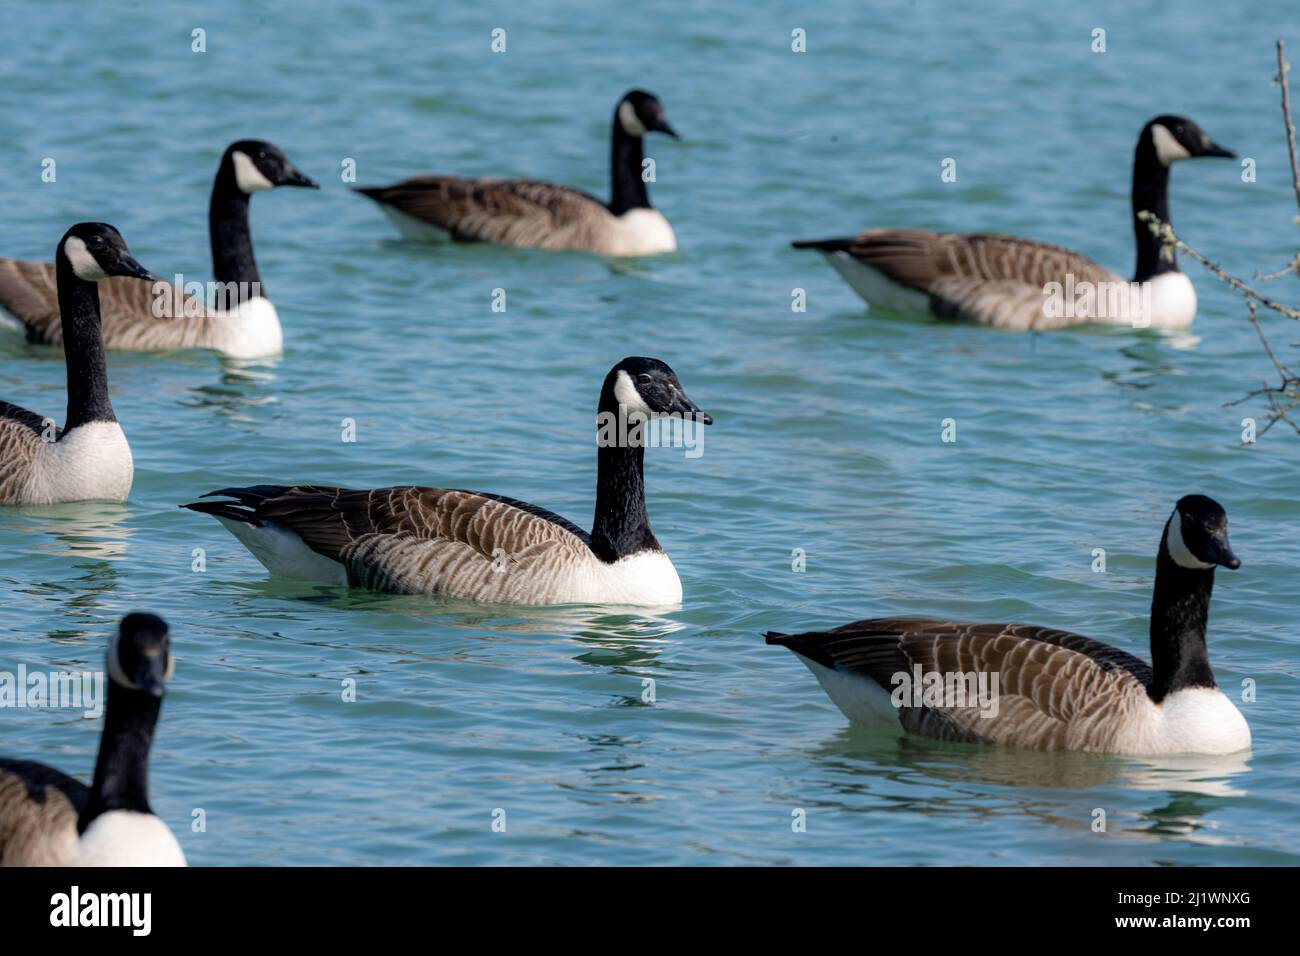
left=1131, top=136, right=1177, bottom=282
left=589, top=385, right=658, bottom=562
left=79, top=683, right=161, bottom=831
left=210, top=161, right=261, bottom=289
left=609, top=120, right=651, bottom=216
left=55, top=255, right=115, bottom=431
left=1147, top=536, right=1217, bottom=703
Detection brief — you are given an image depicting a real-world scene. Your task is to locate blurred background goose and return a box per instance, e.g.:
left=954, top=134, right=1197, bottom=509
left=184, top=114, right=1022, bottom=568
left=0, top=613, right=185, bottom=866
left=0, top=141, right=317, bottom=357
left=767, top=496, right=1250, bottom=755
left=793, top=116, right=1234, bottom=331
left=0, top=223, right=159, bottom=505
left=182, top=357, right=711, bottom=605
left=353, top=90, right=680, bottom=255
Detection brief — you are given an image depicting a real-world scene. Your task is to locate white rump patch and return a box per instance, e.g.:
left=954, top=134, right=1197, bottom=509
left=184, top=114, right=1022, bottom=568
left=77, top=811, right=187, bottom=866
left=797, top=656, right=902, bottom=732
left=231, top=150, right=275, bottom=193
left=1151, top=124, right=1191, bottom=166
left=824, top=252, right=929, bottom=314
left=618, top=100, right=647, bottom=137
left=1165, top=514, right=1214, bottom=569
left=375, top=204, right=452, bottom=242
left=218, top=516, right=349, bottom=585
left=63, top=236, right=107, bottom=281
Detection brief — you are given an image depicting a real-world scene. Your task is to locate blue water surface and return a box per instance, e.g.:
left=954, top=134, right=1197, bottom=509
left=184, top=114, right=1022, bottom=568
left=0, top=0, right=1297, bottom=865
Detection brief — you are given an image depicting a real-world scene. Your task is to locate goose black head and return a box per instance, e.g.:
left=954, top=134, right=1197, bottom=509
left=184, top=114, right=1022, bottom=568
left=1143, top=116, right=1235, bottom=167
left=107, top=612, right=174, bottom=699
left=224, top=140, right=319, bottom=194
left=616, top=90, right=680, bottom=140
left=1165, top=494, right=1240, bottom=571
left=605, top=356, right=711, bottom=423
left=58, top=222, right=157, bottom=283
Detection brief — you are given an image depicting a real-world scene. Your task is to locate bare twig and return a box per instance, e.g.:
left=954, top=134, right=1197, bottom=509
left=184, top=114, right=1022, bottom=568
left=1277, top=38, right=1300, bottom=215
left=1138, top=212, right=1300, bottom=319
left=1253, top=254, right=1299, bottom=281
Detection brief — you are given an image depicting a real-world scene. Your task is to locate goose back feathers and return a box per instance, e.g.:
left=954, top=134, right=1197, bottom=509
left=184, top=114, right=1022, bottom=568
left=767, top=495, right=1251, bottom=755
left=0, top=613, right=185, bottom=867
left=354, top=90, right=679, bottom=256
left=183, top=357, right=711, bottom=606
left=794, top=115, right=1234, bottom=331
left=0, top=141, right=316, bottom=356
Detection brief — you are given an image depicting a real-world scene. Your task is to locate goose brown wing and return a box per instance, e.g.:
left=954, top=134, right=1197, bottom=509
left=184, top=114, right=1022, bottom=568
left=0, top=758, right=87, bottom=865
left=0, top=257, right=216, bottom=348
left=769, top=617, right=1152, bottom=750
left=356, top=177, right=609, bottom=246
left=843, top=229, right=1125, bottom=330
left=199, top=484, right=596, bottom=597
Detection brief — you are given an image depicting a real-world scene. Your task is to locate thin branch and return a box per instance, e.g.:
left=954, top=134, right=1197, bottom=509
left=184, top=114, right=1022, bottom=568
left=1253, top=254, right=1299, bottom=281
left=1277, top=38, right=1300, bottom=215
left=1138, top=212, right=1300, bottom=319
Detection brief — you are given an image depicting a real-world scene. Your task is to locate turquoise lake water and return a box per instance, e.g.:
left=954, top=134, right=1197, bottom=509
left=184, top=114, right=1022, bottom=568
left=0, top=0, right=1298, bottom=865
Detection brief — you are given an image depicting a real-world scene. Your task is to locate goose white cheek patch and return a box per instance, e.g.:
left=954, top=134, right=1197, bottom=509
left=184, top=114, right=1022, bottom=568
left=613, top=369, right=653, bottom=416
left=618, top=100, right=647, bottom=137
left=231, top=150, right=275, bottom=193
left=1150, top=124, right=1191, bottom=165
left=1166, top=516, right=1214, bottom=569
left=63, top=236, right=107, bottom=281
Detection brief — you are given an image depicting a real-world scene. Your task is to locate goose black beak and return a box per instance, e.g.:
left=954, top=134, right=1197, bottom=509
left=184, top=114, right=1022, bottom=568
left=134, top=654, right=169, bottom=698
left=664, top=389, right=710, bottom=424
left=653, top=119, right=681, bottom=140
left=112, top=254, right=159, bottom=282
left=1199, top=140, right=1236, bottom=159
left=281, top=168, right=320, bottom=189
left=1205, top=531, right=1241, bottom=570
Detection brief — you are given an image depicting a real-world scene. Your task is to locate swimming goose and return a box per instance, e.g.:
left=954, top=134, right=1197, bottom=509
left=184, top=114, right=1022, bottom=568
left=792, top=116, right=1234, bottom=331
left=182, top=357, right=711, bottom=605
left=0, top=223, right=159, bottom=505
left=0, top=613, right=185, bottom=866
left=353, top=90, right=680, bottom=255
left=0, top=141, right=317, bottom=357
left=767, top=495, right=1250, bottom=755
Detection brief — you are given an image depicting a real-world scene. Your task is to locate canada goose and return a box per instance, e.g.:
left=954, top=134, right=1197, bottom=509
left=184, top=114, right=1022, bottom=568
left=181, top=357, right=711, bottom=605
left=793, top=116, right=1235, bottom=331
left=353, top=90, right=680, bottom=256
left=0, top=223, right=159, bottom=505
left=767, top=496, right=1251, bottom=756
left=0, top=141, right=317, bottom=357
left=0, top=613, right=185, bottom=866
